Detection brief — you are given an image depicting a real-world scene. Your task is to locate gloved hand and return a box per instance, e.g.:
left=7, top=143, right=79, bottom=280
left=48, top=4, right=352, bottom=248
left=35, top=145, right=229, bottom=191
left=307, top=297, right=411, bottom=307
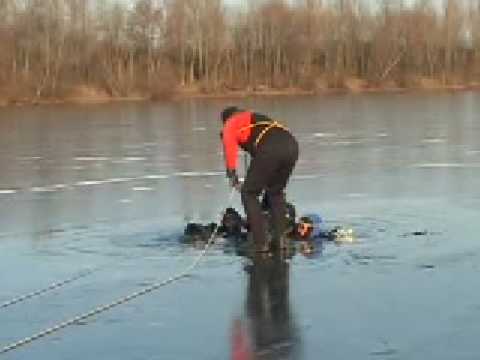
left=226, top=169, right=241, bottom=190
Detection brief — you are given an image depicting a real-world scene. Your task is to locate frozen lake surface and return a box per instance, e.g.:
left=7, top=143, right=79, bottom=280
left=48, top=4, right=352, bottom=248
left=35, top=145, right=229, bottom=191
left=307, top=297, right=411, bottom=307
left=1, top=92, right=480, bottom=359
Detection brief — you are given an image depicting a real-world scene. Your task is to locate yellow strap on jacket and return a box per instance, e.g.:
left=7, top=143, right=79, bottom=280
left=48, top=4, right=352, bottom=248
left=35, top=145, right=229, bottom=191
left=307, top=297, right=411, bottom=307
left=239, top=121, right=290, bottom=148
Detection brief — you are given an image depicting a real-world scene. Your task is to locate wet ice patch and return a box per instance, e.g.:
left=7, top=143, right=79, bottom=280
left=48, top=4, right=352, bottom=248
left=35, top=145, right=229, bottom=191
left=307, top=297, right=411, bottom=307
left=105, top=178, right=135, bottom=183
left=292, top=174, right=319, bottom=180
left=370, top=348, right=398, bottom=357
left=348, top=252, right=398, bottom=266
left=119, top=199, right=133, bottom=204
left=133, top=187, right=154, bottom=192
left=0, top=189, right=17, bottom=195
left=202, top=171, right=223, bottom=176
left=123, top=144, right=144, bottom=150
left=142, top=174, right=170, bottom=180
left=192, top=127, right=207, bottom=132
left=422, top=138, right=446, bottom=144
left=417, top=264, right=436, bottom=270
left=376, top=132, right=389, bottom=137
left=175, top=171, right=223, bottom=177
left=333, top=140, right=362, bottom=146
left=123, top=157, right=146, bottom=162
left=52, top=184, right=68, bottom=190
left=313, top=132, right=337, bottom=138
left=176, top=172, right=198, bottom=177
left=75, top=156, right=110, bottom=161
left=18, top=156, right=43, bottom=161
left=31, top=186, right=57, bottom=193
left=345, top=193, right=369, bottom=198
left=75, top=180, right=107, bottom=186
left=413, top=163, right=468, bottom=168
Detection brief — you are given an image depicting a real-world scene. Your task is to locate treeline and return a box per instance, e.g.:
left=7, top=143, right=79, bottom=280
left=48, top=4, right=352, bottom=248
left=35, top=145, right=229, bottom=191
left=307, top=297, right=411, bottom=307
left=1, top=0, right=480, bottom=103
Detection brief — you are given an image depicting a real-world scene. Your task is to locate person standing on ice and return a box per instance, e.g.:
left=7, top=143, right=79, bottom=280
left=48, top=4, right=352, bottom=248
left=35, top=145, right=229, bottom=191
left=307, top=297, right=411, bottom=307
left=220, top=106, right=299, bottom=253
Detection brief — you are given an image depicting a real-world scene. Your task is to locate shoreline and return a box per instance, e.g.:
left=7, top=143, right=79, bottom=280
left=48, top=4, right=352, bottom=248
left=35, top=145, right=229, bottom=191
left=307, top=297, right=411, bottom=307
left=1, top=84, right=479, bottom=109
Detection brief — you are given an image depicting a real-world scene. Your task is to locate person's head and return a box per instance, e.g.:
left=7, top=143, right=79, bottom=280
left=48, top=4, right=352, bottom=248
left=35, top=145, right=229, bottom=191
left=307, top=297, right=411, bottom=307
left=297, top=216, right=314, bottom=240
left=221, top=106, right=241, bottom=124
left=221, top=207, right=243, bottom=236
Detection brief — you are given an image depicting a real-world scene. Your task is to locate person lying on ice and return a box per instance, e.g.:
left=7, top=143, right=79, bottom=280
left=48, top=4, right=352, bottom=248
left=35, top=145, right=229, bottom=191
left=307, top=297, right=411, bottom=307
left=181, top=200, right=296, bottom=246
left=220, top=106, right=299, bottom=253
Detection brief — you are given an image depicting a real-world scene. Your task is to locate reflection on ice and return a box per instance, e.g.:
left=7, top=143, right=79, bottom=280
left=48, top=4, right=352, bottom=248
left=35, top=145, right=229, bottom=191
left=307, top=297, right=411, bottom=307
left=74, top=157, right=110, bottom=161
left=412, top=163, right=469, bottom=168
left=0, top=189, right=17, bottom=194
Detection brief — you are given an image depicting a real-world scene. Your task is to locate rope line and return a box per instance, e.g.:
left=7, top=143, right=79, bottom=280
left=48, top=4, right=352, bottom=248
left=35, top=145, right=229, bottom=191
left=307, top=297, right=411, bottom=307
left=0, top=189, right=236, bottom=356
left=0, top=268, right=96, bottom=311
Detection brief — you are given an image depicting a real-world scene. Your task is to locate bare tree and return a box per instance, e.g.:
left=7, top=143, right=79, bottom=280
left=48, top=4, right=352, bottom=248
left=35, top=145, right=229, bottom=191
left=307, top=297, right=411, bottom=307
left=1, top=0, right=480, bottom=104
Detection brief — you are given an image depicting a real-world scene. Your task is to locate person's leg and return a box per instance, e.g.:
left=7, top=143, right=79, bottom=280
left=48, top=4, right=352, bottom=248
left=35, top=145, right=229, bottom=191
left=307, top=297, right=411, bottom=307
left=265, top=191, right=286, bottom=251
left=267, top=137, right=299, bottom=251
left=242, top=151, right=279, bottom=252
